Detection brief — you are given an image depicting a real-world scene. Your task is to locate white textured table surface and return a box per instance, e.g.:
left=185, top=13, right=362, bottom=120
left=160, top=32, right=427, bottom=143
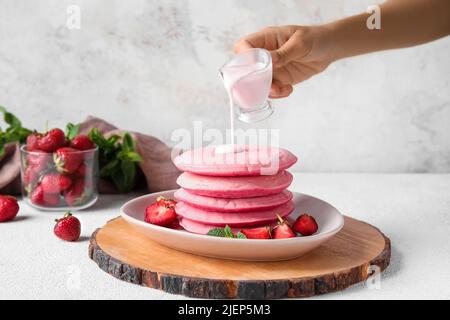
left=1, top=173, right=449, bottom=300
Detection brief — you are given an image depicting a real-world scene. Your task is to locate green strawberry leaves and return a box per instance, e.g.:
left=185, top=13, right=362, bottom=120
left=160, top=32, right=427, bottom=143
left=89, top=129, right=142, bottom=192
left=0, top=106, right=32, bottom=156
left=207, top=225, right=247, bottom=239
left=65, top=123, right=80, bottom=140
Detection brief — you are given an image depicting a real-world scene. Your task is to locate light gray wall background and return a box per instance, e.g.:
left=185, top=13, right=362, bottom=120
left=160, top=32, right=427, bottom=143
left=0, top=0, right=449, bottom=172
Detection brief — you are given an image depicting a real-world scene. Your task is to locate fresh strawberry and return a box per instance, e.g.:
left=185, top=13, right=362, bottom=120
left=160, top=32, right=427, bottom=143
left=272, top=214, right=296, bottom=239
left=156, top=196, right=177, bottom=209
left=54, top=212, right=81, bottom=241
left=26, top=152, right=51, bottom=171
left=64, top=179, right=89, bottom=206
left=74, top=163, right=88, bottom=178
left=54, top=147, right=83, bottom=174
left=293, top=214, right=318, bottom=236
left=0, top=195, right=19, bottom=222
left=168, top=219, right=183, bottom=230
left=145, top=201, right=177, bottom=226
left=241, top=226, right=271, bottom=239
left=30, top=185, right=60, bottom=206
left=41, top=173, right=72, bottom=194
left=71, top=135, right=95, bottom=151
left=26, top=133, right=42, bottom=151
left=37, top=128, right=66, bottom=153
left=23, top=165, right=40, bottom=186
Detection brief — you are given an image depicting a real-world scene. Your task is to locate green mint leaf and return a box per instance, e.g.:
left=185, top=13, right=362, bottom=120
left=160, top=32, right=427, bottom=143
left=99, top=159, right=120, bottom=177
left=122, top=133, right=135, bottom=152
left=111, top=169, right=127, bottom=193
left=126, top=151, right=143, bottom=162
left=117, top=150, right=142, bottom=162
left=89, top=128, right=140, bottom=193
left=65, top=123, right=80, bottom=140
left=119, top=160, right=136, bottom=192
left=236, top=232, right=247, bottom=239
left=0, top=106, right=21, bottom=129
left=207, top=228, right=227, bottom=237
left=224, top=225, right=235, bottom=238
left=207, top=226, right=245, bottom=239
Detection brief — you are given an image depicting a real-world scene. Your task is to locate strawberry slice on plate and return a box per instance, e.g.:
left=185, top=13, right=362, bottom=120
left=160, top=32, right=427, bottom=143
left=272, top=214, right=296, bottom=239
left=156, top=196, right=176, bottom=209
left=240, top=226, right=271, bottom=239
left=145, top=201, right=177, bottom=227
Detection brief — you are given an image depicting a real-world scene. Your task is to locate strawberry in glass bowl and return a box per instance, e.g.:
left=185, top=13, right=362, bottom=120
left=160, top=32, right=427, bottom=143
left=20, top=129, right=98, bottom=211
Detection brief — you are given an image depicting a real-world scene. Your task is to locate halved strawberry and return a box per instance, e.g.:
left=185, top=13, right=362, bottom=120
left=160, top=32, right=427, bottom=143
left=30, top=184, right=60, bottom=206
left=272, top=214, right=296, bottom=239
left=293, top=214, right=318, bottom=236
left=54, top=147, right=83, bottom=174
left=241, top=226, right=271, bottom=239
left=144, top=201, right=177, bottom=226
left=37, top=128, right=66, bottom=153
left=156, top=196, right=177, bottom=209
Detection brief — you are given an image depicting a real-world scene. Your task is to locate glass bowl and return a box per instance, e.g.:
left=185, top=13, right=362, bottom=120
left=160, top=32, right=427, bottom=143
left=20, top=145, right=98, bottom=211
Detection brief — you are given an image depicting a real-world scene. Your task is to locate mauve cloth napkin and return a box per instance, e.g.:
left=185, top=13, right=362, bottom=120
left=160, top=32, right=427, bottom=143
left=0, top=116, right=181, bottom=195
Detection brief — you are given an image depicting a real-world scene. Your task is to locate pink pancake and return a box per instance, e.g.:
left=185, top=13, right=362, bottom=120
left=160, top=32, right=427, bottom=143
left=173, top=145, right=297, bottom=176
left=176, top=171, right=293, bottom=198
left=175, top=201, right=295, bottom=227
left=180, top=218, right=242, bottom=235
left=174, top=188, right=293, bottom=212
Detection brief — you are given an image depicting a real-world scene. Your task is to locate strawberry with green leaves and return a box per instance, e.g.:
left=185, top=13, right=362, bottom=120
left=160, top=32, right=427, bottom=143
left=54, top=147, right=83, bottom=174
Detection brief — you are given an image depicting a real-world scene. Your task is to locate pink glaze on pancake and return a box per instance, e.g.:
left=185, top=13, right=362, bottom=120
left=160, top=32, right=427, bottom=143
left=173, top=145, right=297, bottom=176
left=175, top=201, right=295, bottom=227
left=174, top=188, right=293, bottom=212
left=176, top=171, right=293, bottom=198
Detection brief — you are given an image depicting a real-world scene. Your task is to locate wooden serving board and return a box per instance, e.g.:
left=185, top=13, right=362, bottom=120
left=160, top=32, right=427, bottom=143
left=89, top=216, right=390, bottom=299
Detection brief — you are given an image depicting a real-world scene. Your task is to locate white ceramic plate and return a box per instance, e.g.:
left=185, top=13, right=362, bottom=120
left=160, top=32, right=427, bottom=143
left=120, top=190, right=344, bottom=261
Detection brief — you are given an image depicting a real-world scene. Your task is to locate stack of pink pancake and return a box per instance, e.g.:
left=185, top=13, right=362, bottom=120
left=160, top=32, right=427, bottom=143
left=173, top=145, right=297, bottom=234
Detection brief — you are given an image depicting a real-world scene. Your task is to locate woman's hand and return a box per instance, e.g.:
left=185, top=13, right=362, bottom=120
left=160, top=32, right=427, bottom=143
left=234, top=25, right=333, bottom=98
left=233, top=1, right=450, bottom=99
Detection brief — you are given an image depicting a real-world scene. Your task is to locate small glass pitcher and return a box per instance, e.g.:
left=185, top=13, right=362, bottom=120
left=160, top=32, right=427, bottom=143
left=220, top=48, right=273, bottom=123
